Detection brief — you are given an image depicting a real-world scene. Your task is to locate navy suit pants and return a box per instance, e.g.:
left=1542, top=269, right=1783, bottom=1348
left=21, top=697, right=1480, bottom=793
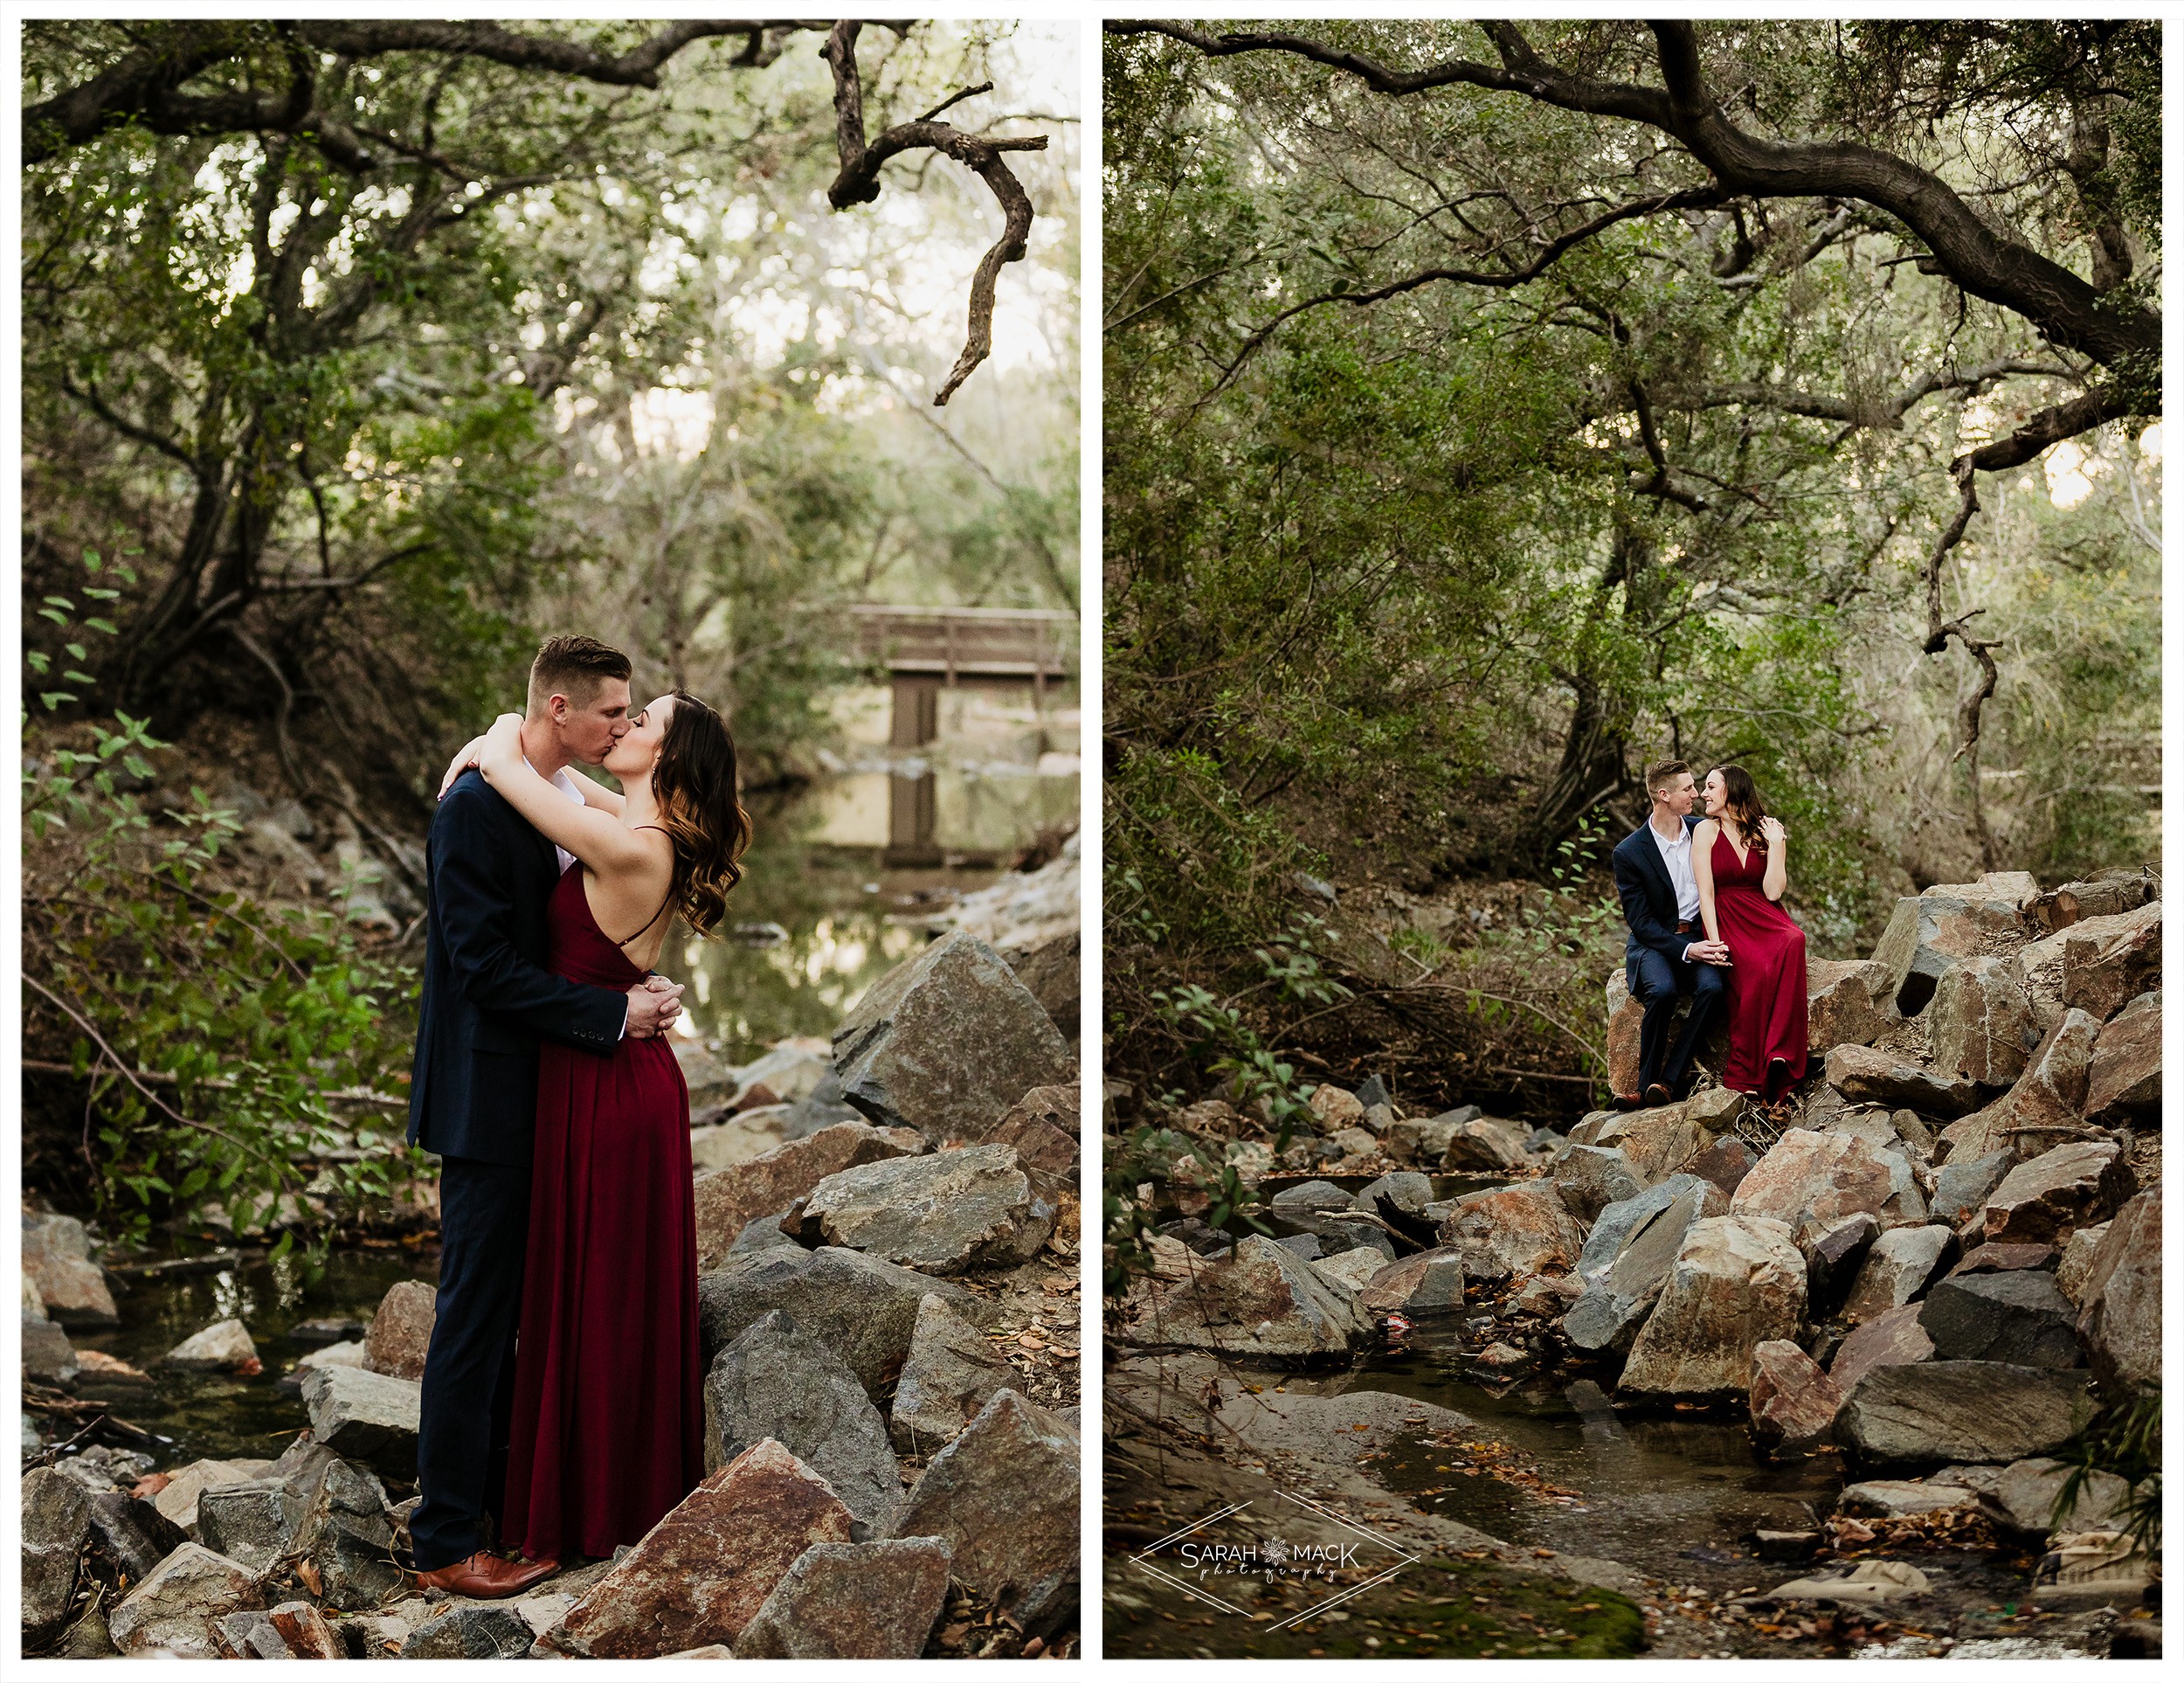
left=1630, top=945, right=1727, bottom=1097
left=410, top=1156, right=530, bottom=1571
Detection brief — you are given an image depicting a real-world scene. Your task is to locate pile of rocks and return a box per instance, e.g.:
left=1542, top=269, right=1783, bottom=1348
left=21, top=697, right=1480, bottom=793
left=1114, top=869, right=2158, bottom=1582
left=24, top=927, right=1082, bottom=1660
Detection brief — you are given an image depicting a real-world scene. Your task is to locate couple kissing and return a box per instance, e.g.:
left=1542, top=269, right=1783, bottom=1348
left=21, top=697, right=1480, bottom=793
left=404, top=635, right=750, bottom=1596
left=1612, top=758, right=1810, bottom=1114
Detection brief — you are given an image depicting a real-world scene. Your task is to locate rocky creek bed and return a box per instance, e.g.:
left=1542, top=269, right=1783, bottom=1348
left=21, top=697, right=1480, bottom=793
left=1107, top=866, right=2160, bottom=1659
left=24, top=847, right=1085, bottom=1662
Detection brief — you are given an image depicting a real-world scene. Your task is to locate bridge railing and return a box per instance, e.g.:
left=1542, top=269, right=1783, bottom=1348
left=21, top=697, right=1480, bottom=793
left=849, top=603, right=1076, bottom=680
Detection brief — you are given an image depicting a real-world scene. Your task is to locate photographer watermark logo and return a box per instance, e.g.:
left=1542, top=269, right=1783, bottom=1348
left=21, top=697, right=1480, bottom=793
left=1130, top=1492, right=1420, bottom=1631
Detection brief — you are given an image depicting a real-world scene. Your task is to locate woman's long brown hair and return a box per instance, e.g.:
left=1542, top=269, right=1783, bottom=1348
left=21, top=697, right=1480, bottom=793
left=651, top=691, right=752, bottom=936
left=1710, top=763, right=1770, bottom=853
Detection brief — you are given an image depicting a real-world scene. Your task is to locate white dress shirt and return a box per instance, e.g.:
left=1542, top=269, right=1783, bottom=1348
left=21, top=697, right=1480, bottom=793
left=1649, top=818, right=1701, bottom=960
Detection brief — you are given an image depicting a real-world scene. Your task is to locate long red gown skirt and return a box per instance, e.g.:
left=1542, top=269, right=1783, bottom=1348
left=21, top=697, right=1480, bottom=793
left=502, top=864, right=704, bottom=1562
left=1711, top=829, right=1810, bottom=1103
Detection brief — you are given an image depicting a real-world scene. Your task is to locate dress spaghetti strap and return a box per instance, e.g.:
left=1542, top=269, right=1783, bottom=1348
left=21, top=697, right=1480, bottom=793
left=605, top=825, right=676, bottom=950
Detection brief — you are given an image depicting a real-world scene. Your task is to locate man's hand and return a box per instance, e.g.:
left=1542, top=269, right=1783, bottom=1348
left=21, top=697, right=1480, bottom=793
left=1686, top=938, right=1732, bottom=966
left=624, top=976, right=685, bottom=1038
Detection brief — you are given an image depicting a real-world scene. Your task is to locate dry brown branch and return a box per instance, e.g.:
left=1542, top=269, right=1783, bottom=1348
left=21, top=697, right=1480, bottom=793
left=821, top=21, right=1048, bottom=405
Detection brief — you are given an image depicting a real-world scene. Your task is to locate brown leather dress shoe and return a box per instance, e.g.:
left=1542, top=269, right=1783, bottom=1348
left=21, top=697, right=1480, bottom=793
left=1642, top=1083, right=1673, bottom=1108
left=1612, top=1091, right=1644, bottom=1113
left=415, top=1550, right=559, bottom=1598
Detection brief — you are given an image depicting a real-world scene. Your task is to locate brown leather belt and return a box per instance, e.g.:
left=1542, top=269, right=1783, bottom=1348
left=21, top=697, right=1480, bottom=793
left=1676, top=919, right=1695, bottom=932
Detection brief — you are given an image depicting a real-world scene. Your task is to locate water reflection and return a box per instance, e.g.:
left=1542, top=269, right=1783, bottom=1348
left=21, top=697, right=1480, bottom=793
left=654, top=795, right=1004, bottom=1063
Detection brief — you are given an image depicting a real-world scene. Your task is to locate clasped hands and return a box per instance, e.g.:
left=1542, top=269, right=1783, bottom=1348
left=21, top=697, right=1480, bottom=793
left=1686, top=937, right=1732, bottom=966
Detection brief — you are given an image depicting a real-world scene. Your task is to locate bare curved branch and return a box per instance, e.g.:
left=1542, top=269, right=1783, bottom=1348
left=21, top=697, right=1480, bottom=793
left=823, top=22, right=1047, bottom=405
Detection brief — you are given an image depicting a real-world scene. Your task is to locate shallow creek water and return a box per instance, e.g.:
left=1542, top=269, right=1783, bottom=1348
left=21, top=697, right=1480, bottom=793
left=69, top=1247, right=432, bottom=1471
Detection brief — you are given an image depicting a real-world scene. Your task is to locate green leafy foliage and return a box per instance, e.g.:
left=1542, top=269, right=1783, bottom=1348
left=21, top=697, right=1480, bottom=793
left=24, top=549, right=421, bottom=1263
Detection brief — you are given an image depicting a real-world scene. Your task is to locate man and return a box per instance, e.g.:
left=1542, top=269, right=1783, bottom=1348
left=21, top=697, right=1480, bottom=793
left=405, top=635, right=685, bottom=1596
left=1610, top=758, right=1730, bottom=1109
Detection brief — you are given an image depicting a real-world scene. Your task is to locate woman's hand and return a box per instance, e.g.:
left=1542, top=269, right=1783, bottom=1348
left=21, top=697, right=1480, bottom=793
left=1760, top=815, right=1787, bottom=847
left=438, top=734, right=490, bottom=800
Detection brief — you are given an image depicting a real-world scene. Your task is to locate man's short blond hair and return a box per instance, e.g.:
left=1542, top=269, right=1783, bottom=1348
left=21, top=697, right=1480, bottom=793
left=527, top=635, right=632, bottom=716
left=1645, top=758, right=1692, bottom=797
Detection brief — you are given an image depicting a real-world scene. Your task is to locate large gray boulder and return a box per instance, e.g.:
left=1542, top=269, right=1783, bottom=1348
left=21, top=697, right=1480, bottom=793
left=1822, top=1045, right=1980, bottom=1117
left=300, top=1366, right=420, bottom=1481
left=2075, top=1186, right=2160, bottom=1393
left=1871, top=876, right=2035, bottom=1015
left=23, top=1465, right=93, bottom=1643
left=890, top=1294, right=1018, bottom=1452
left=1983, top=1139, right=2135, bottom=1245
left=21, top=1209, right=119, bottom=1326
left=24, top=1317, right=79, bottom=1388
left=1117, top=1235, right=1371, bottom=1363
left=1563, top=1179, right=1717, bottom=1356
left=1840, top=1225, right=1955, bottom=1322
left=697, top=1245, right=983, bottom=1400
left=1835, top=1361, right=2094, bottom=1466
left=1592, top=1102, right=1712, bottom=1184
left=887, top=1389, right=1078, bottom=1637
left=833, top=931, right=1074, bottom=1146
left=283, top=1452, right=405, bottom=1611
left=1358, top=1250, right=1468, bottom=1319
left=398, top=1602, right=536, bottom=1659
left=735, top=1538, right=952, bottom=1659
left=546, top=1440, right=854, bottom=1658
left=702, top=1310, right=899, bottom=1527
left=1925, top=956, right=2037, bottom=1088
left=789, top=1144, right=1054, bottom=1273
left=2084, top=989, right=2160, bottom=1121
left=108, top=1542, right=265, bottom=1657
left=1982, top=1457, right=2133, bottom=1538
left=1930, top=1150, right=2014, bottom=1229
left=1918, top=1271, right=2082, bottom=1369
left=1617, top=1215, right=1807, bottom=1401
left=195, top=1479, right=294, bottom=1576
left=1552, top=1145, right=1643, bottom=1223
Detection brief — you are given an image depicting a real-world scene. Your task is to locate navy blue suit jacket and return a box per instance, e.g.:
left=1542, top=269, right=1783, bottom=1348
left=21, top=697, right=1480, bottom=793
left=1612, top=815, right=1702, bottom=989
left=405, top=770, right=627, bottom=1167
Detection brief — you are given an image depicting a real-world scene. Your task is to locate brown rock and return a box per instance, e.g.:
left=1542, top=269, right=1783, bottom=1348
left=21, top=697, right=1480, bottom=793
left=885, top=1389, right=1079, bottom=1636
left=1434, top=1182, right=1586, bottom=1285
left=2084, top=990, right=2160, bottom=1122
left=2056, top=1223, right=2111, bottom=1306
left=1749, top=1338, right=1844, bottom=1450
left=547, top=1439, right=854, bottom=1657
left=109, top=1542, right=265, bottom=1657
left=1950, top=1243, right=2056, bottom=1275
left=1841, top=1225, right=1954, bottom=1321
left=2075, top=1187, right=2159, bottom=1393
left=1684, top=1135, right=1761, bottom=1199
left=1308, top=1084, right=1365, bottom=1131
left=1731, top=1128, right=1926, bottom=1244
left=734, top=1538, right=953, bottom=1659
left=694, top=1122, right=923, bottom=1271
left=1358, top=1249, right=1468, bottom=1319
left=1823, top=1045, right=1980, bottom=1117
left=1807, top=959, right=1895, bottom=1054
left=1926, top=957, right=2037, bottom=1089
left=1828, top=1302, right=1935, bottom=1396
left=1606, top=970, right=1643, bottom=1098
left=1617, top=1215, right=1807, bottom=1400
left=362, top=1280, right=436, bottom=1382
left=978, top=1084, right=1080, bottom=1186
left=1872, top=882, right=2030, bottom=1015
left=833, top=932, right=1075, bottom=1145
left=1120, top=1235, right=1370, bottom=1362
left=1984, top=1140, right=2135, bottom=1245
left=22, top=1210, right=119, bottom=1326
left=1593, top=1101, right=1711, bottom=1184
left=2060, top=899, right=2160, bottom=1021
left=1005, top=930, right=1080, bottom=1036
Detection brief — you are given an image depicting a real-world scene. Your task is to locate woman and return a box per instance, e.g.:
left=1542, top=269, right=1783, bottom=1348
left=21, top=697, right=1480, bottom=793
left=442, top=691, right=750, bottom=1565
left=1691, top=764, right=1808, bottom=1106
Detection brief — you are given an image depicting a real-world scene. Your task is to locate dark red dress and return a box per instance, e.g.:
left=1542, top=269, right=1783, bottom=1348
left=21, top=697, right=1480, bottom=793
left=1710, top=828, right=1809, bottom=1102
left=502, top=864, right=703, bottom=1562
